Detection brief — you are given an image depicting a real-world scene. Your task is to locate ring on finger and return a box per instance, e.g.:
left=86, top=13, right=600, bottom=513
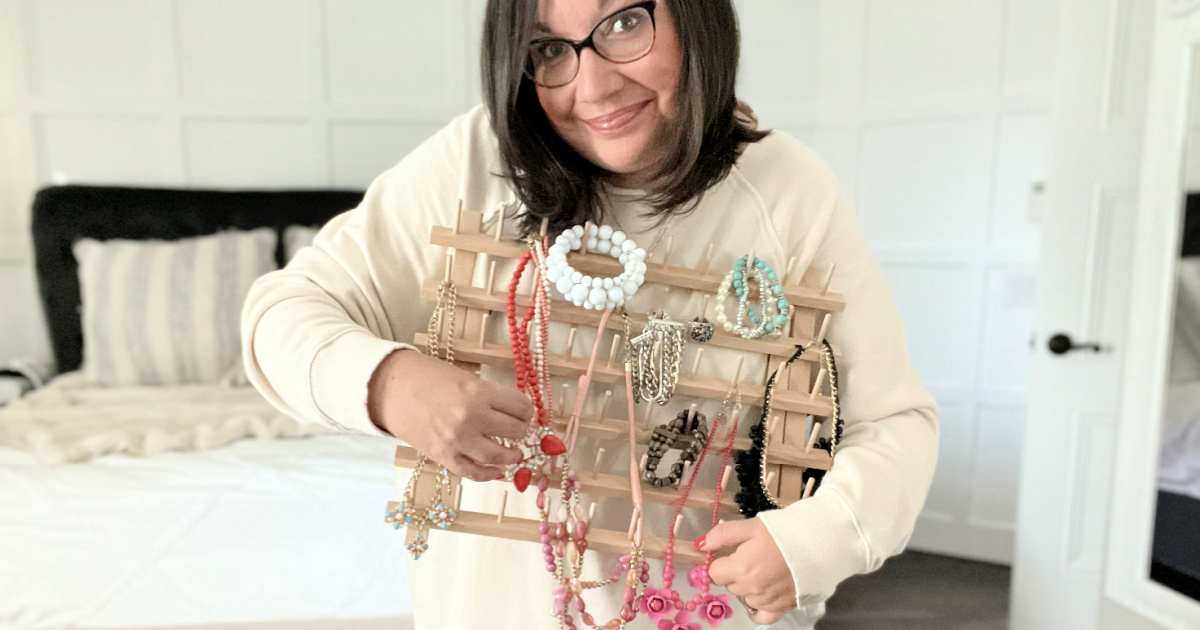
left=736, top=595, right=758, bottom=615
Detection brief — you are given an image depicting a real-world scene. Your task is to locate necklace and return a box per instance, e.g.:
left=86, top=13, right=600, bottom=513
left=384, top=279, right=460, bottom=559
left=630, top=311, right=685, bottom=405
left=733, top=345, right=806, bottom=517
left=506, top=240, right=567, bottom=493
left=637, top=389, right=741, bottom=627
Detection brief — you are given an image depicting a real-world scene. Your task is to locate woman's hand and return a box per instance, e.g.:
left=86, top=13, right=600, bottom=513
left=700, top=518, right=796, bottom=625
left=367, top=348, right=534, bottom=481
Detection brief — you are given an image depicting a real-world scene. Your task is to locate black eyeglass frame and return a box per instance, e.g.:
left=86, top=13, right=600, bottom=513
left=524, top=0, right=658, bottom=88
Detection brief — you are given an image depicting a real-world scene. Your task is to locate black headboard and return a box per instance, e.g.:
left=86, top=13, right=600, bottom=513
left=1184, top=193, right=1200, bottom=258
left=31, top=185, right=364, bottom=374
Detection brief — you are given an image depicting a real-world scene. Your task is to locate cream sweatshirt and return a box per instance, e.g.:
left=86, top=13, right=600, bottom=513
left=242, top=105, right=938, bottom=629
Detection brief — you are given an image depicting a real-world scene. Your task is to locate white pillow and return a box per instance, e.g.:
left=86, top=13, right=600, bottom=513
left=74, top=229, right=277, bottom=386
left=283, top=225, right=321, bottom=263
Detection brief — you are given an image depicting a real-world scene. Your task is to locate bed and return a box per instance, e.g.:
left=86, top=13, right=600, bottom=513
left=1152, top=192, right=1200, bottom=602
left=0, top=185, right=413, bottom=629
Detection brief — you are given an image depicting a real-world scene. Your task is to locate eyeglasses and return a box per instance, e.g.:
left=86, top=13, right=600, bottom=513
left=525, top=1, right=657, bottom=88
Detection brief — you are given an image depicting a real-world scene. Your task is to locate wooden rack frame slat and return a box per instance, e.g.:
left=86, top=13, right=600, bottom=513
left=429, top=226, right=847, bottom=313
left=412, top=333, right=837, bottom=417
left=394, top=446, right=743, bottom=514
left=393, top=208, right=844, bottom=563
left=419, top=280, right=825, bottom=358
left=386, top=502, right=710, bottom=564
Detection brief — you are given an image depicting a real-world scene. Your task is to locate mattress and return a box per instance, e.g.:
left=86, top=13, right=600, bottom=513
left=0, top=434, right=412, bottom=628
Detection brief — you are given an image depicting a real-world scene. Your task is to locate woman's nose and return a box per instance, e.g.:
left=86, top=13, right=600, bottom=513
left=573, top=47, right=624, bottom=104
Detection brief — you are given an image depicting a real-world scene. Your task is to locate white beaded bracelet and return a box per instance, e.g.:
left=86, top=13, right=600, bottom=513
left=545, top=224, right=646, bottom=310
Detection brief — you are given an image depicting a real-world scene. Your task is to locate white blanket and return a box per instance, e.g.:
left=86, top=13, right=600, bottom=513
left=1159, top=381, right=1200, bottom=501
left=0, top=372, right=332, bottom=463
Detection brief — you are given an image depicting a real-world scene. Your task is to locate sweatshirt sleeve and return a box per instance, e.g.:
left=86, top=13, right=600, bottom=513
left=755, top=189, right=940, bottom=605
left=241, top=112, right=480, bottom=436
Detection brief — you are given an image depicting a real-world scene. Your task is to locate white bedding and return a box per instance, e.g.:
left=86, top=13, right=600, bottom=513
left=1159, top=381, right=1200, bottom=501
left=0, top=381, right=412, bottom=628
left=0, top=372, right=331, bottom=464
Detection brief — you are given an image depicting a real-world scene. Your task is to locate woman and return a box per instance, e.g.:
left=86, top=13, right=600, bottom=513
left=242, top=0, right=938, bottom=628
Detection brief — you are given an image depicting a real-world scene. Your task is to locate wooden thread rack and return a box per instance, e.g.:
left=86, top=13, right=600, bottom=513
left=392, top=206, right=846, bottom=562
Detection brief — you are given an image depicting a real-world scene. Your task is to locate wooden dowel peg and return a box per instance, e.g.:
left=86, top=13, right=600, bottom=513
left=599, top=390, right=612, bottom=422
left=478, top=313, right=490, bottom=347
left=540, top=217, right=549, bottom=239
left=642, top=402, right=654, bottom=425
left=700, top=295, right=710, bottom=319
left=639, top=453, right=649, bottom=472
left=719, top=519, right=726, bottom=525
left=691, top=347, right=705, bottom=377
left=494, top=209, right=505, bottom=241
left=680, top=461, right=692, bottom=486
left=806, top=421, right=823, bottom=453
left=559, top=383, right=570, bottom=418
left=588, top=501, right=597, bottom=522
left=687, top=403, right=698, bottom=425
left=606, top=334, right=622, bottom=369
left=697, top=243, right=716, bottom=275
left=673, top=514, right=683, bottom=537
left=454, top=482, right=463, bottom=512
left=784, top=256, right=798, bottom=285
left=581, top=221, right=594, bottom=254
left=486, top=260, right=497, bottom=296
left=662, top=235, right=675, bottom=267
left=720, top=465, right=733, bottom=492
left=767, top=414, right=781, bottom=438
left=809, top=368, right=827, bottom=400
left=815, top=313, right=831, bottom=344
left=821, top=263, right=836, bottom=295
left=454, top=200, right=463, bottom=234
left=802, top=477, right=816, bottom=500
left=745, top=249, right=755, bottom=277
left=497, top=491, right=508, bottom=524
left=443, top=250, right=455, bottom=283
left=731, top=356, right=745, bottom=388
left=593, top=447, right=606, bottom=479
left=766, top=470, right=777, bottom=489
left=564, top=327, right=578, bottom=360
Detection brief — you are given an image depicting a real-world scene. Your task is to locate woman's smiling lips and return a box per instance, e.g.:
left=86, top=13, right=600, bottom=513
left=584, top=100, right=651, bottom=133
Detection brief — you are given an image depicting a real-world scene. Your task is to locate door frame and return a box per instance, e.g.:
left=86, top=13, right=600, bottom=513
left=1105, top=2, right=1200, bottom=627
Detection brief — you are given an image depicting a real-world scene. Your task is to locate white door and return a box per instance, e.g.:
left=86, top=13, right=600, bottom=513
left=1009, top=0, right=1154, bottom=627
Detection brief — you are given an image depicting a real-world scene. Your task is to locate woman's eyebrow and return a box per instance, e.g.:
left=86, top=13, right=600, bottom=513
left=534, top=0, right=624, bottom=36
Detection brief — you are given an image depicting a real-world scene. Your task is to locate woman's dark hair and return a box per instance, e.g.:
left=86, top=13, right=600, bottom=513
left=482, top=0, right=769, bottom=236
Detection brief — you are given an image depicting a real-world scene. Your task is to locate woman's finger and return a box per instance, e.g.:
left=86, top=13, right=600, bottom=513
left=486, top=385, right=537, bottom=423
left=477, top=409, right=531, bottom=441
left=750, top=609, right=787, bottom=625
left=450, top=453, right=504, bottom=482
left=466, top=436, right=524, bottom=467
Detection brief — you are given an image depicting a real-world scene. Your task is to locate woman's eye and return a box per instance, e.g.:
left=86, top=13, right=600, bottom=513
left=534, top=41, right=570, bottom=63
left=609, top=12, right=642, bottom=34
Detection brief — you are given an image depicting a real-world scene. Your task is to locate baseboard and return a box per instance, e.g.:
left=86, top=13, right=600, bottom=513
left=104, top=616, right=414, bottom=630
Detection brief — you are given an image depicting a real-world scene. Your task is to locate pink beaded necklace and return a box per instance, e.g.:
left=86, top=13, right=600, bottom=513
left=637, top=395, right=741, bottom=628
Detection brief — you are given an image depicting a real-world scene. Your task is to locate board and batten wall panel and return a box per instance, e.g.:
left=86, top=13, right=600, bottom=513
left=0, top=0, right=1058, bottom=565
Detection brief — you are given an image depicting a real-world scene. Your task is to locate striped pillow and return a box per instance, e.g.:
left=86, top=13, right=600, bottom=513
left=74, top=229, right=277, bottom=386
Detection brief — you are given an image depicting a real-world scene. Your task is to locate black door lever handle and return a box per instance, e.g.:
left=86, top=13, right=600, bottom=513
left=1047, top=333, right=1102, bottom=355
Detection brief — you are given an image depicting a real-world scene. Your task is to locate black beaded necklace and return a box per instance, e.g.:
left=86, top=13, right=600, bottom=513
left=734, top=340, right=843, bottom=517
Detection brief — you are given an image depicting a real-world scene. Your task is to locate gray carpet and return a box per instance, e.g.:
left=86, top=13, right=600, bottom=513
left=818, top=551, right=1011, bottom=630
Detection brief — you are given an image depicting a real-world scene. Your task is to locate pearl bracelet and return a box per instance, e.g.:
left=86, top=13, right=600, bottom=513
left=545, top=224, right=646, bottom=310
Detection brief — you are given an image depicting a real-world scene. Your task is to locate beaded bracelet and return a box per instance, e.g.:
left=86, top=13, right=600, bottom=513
left=714, top=254, right=791, bottom=339
left=642, top=409, right=709, bottom=488
left=545, top=224, right=646, bottom=310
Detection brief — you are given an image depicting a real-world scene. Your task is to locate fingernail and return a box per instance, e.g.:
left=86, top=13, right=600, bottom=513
left=494, top=473, right=505, bottom=480
left=694, top=535, right=707, bottom=550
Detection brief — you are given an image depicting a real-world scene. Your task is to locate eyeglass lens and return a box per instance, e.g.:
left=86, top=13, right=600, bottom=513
left=528, top=5, right=655, bottom=88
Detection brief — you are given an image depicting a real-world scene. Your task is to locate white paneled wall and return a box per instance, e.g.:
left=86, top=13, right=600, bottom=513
left=0, top=0, right=1058, bottom=564
left=736, top=0, right=1058, bottom=563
